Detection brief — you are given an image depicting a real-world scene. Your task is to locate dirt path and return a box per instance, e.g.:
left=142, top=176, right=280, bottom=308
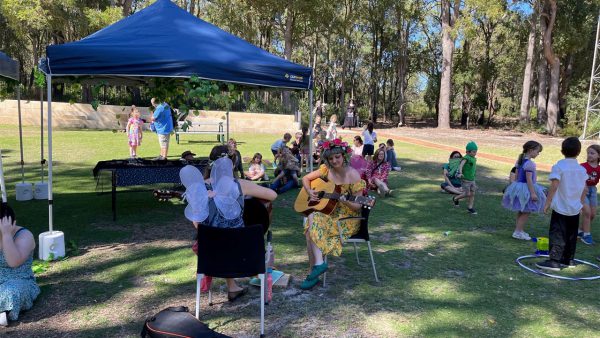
left=338, top=127, right=561, bottom=171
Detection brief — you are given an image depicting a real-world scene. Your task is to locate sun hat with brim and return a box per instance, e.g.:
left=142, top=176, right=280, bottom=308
left=181, top=150, right=196, bottom=158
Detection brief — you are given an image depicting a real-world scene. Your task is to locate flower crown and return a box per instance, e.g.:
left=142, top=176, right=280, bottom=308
left=321, top=138, right=353, bottom=155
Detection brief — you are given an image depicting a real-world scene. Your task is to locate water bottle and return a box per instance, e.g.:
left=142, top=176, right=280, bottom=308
left=265, top=231, right=274, bottom=303
left=266, top=268, right=273, bottom=303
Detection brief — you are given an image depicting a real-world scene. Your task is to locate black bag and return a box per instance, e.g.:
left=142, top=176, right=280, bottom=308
left=141, top=306, right=231, bottom=338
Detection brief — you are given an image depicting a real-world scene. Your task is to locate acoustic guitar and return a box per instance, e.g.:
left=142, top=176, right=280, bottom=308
left=294, top=178, right=376, bottom=216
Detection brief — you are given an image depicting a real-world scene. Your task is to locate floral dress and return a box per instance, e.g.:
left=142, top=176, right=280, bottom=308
left=365, top=161, right=391, bottom=190
left=304, top=164, right=366, bottom=256
left=127, top=117, right=143, bottom=146
left=0, top=228, right=40, bottom=321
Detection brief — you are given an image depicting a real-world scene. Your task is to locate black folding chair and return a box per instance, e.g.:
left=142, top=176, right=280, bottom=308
left=323, top=207, right=379, bottom=286
left=195, top=224, right=266, bottom=337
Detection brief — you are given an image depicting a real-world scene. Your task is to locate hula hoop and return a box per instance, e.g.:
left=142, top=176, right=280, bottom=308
left=516, top=254, right=600, bottom=281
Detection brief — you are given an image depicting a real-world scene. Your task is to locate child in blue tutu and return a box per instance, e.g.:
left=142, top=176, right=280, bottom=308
left=502, top=141, right=546, bottom=240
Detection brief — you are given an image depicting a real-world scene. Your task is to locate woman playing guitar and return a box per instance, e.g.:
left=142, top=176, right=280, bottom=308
left=300, top=139, right=366, bottom=290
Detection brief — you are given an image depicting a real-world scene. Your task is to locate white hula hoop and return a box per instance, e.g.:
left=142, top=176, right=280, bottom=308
left=516, top=254, right=600, bottom=281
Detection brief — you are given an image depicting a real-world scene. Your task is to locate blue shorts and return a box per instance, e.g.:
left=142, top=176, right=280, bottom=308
left=585, top=186, right=598, bottom=207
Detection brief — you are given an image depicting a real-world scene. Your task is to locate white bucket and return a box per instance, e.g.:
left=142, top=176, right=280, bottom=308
left=15, top=182, right=33, bottom=201
left=33, top=182, right=48, bottom=200
left=38, top=231, right=65, bottom=260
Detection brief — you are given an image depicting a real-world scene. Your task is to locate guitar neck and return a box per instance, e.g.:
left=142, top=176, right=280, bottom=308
left=321, top=193, right=356, bottom=202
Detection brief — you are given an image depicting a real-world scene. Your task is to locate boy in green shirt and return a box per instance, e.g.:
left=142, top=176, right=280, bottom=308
left=453, top=141, right=478, bottom=214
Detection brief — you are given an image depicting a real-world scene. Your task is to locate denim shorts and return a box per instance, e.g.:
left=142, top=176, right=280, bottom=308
left=585, top=186, right=598, bottom=207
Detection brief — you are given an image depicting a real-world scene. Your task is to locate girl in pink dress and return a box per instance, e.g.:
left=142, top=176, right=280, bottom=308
left=126, top=106, right=143, bottom=158
left=365, top=148, right=392, bottom=196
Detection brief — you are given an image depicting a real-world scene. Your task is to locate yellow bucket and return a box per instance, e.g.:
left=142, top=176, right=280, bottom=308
left=536, top=237, right=549, bottom=252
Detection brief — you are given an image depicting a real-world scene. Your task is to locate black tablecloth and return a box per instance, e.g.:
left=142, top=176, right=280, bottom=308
left=93, top=158, right=208, bottom=186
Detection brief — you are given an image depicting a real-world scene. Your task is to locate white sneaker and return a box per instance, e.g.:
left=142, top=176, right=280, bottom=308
left=393, top=166, right=402, bottom=171
left=0, top=311, right=7, bottom=326
left=512, top=231, right=531, bottom=241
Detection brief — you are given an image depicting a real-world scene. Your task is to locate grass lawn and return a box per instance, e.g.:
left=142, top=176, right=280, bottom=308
left=1, top=125, right=599, bottom=337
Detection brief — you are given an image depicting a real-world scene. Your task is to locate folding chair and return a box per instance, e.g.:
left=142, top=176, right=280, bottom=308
left=323, top=207, right=379, bottom=286
left=195, top=224, right=267, bottom=337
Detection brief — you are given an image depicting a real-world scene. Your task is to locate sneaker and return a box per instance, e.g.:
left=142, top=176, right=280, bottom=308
left=452, top=197, right=459, bottom=207
left=467, top=208, right=477, bottom=215
left=578, top=231, right=584, bottom=238
left=152, top=155, right=165, bottom=161
left=581, top=235, right=595, bottom=245
left=535, top=260, right=562, bottom=271
left=392, top=166, right=402, bottom=172
left=561, top=260, right=578, bottom=269
left=300, top=276, right=319, bottom=290
left=512, top=231, right=531, bottom=241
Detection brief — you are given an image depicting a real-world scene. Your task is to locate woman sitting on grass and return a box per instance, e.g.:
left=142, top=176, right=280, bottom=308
left=0, top=203, right=40, bottom=326
left=181, top=145, right=277, bottom=302
left=365, top=148, right=392, bottom=197
left=441, top=151, right=463, bottom=195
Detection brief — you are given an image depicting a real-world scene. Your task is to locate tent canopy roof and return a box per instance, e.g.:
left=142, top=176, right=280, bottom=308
left=40, top=0, right=312, bottom=90
left=0, top=51, right=19, bottom=82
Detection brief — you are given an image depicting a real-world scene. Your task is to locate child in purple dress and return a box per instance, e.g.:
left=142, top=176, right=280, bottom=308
left=126, top=106, right=143, bottom=158
left=502, top=141, right=546, bottom=240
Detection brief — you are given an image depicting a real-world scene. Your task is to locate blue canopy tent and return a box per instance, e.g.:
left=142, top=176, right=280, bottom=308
left=0, top=51, right=19, bottom=204
left=38, top=0, right=316, bottom=259
left=0, top=51, right=27, bottom=202
left=0, top=51, right=18, bottom=81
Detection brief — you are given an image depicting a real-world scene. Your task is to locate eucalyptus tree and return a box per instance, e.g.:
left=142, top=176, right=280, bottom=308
left=438, top=0, right=460, bottom=128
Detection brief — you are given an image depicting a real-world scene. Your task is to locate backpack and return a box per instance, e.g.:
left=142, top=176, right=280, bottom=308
left=141, top=306, right=232, bottom=338
left=167, top=104, right=178, bottom=130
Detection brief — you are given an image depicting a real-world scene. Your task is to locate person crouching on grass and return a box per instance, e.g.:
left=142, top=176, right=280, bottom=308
left=536, top=137, right=588, bottom=271
left=453, top=141, right=478, bottom=215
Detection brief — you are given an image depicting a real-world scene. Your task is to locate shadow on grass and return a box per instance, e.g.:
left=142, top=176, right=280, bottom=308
left=3, top=156, right=600, bottom=337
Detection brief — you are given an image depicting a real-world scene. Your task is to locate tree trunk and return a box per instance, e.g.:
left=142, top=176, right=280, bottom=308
left=282, top=5, right=294, bottom=114
left=520, top=13, right=537, bottom=123
left=397, top=6, right=409, bottom=127
left=536, top=9, right=548, bottom=125
left=559, top=54, right=574, bottom=123
left=438, top=0, right=459, bottom=129
left=542, top=0, right=559, bottom=135
left=370, top=27, right=379, bottom=122
left=189, top=0, right=195, bottom=15
left=461, top=83, right=472, bottom=127
left=122, top=0, right=133, bottom=16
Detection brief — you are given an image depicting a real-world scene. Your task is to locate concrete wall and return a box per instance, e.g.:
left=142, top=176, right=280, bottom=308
left=0, top=100, right=299, bottom=134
